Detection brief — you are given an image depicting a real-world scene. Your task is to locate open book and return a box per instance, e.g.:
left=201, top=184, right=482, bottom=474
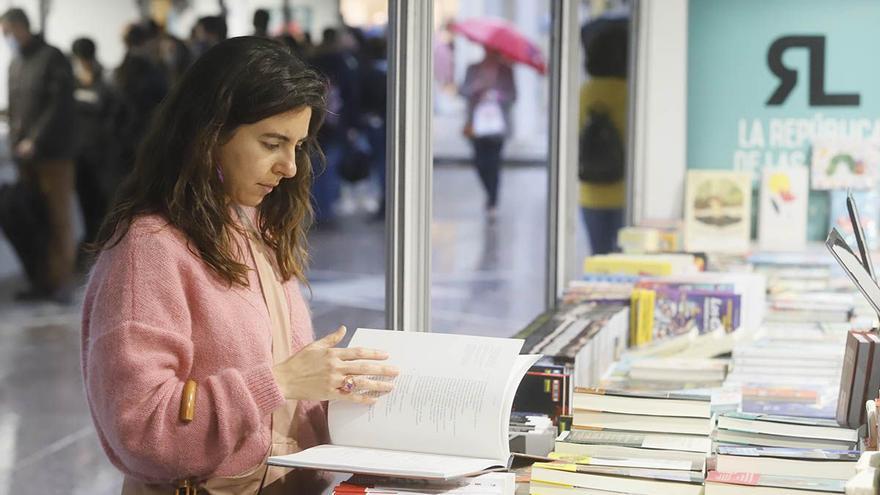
left=268, top=328, right=541, bottom=479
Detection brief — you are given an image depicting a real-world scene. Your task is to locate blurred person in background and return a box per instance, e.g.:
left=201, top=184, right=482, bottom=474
left=360, top=35, right=388, bottom=219
left=143, top=17, right=192, bottom=85
left=1, top=8, right=77, bottom=302
left=578, top=19, right=628, bottom=255
left=253, top=8, right=270, bottom=38
left=190, top=15, right=228, bottom=59
left=112, top=22, right=169, bottom=186
left=460, top=48, right=516, bottom=222
left=310, top=27, right=361, bottom=224
left=71, top=37, right=116, bottom=263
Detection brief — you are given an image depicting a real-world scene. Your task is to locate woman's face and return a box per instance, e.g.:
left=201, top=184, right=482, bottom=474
left=217, top=106, right=312, bottom=207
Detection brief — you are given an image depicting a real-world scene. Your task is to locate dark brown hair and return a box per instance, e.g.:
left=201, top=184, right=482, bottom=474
left=93, top=36, right=327, bottom=286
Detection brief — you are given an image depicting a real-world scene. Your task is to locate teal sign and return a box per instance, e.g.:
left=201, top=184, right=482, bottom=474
left=687, top=0, right=880, bottom=240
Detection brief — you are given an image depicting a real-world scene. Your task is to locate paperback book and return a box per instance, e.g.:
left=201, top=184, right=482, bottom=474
left=268, top=329, right=540, bottom=479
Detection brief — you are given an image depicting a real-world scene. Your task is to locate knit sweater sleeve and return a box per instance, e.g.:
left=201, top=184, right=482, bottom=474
left=82, top=221, right=284, bottom=482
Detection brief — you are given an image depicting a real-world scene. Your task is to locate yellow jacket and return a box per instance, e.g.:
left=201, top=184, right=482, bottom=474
left=579, top=77, right=627, bottom=209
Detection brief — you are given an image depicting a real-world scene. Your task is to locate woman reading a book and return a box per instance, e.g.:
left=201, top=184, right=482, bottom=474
left=80, top=37, right=399, bottom=494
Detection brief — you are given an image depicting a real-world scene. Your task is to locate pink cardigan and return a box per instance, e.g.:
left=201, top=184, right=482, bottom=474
left=81, top=214, right=329, bottom=483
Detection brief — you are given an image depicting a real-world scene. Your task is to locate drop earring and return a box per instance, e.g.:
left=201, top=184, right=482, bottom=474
left=216, top=166, right=224, bottom=183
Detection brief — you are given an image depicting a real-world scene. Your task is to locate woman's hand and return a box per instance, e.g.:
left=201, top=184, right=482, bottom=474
left=271, top=326, right=399, bottom=404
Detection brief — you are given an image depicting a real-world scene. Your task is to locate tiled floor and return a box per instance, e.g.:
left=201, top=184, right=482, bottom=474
left=0, top=162, right=585, bottom=494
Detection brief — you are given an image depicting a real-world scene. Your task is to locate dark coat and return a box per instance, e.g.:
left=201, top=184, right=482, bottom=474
left=8, top=36, right=76, bottom=161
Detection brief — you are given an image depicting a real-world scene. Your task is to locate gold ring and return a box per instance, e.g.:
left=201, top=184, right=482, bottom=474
left=339, top=375, right=356, bottom=394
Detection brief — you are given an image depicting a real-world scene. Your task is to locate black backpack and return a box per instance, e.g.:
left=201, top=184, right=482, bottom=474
left=578, top=107, right=625, bottom=183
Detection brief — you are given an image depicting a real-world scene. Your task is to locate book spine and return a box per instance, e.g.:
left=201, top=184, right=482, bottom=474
left=849, top=333, right=874, bottom=428
left=837, top=332, right=861, bottom=427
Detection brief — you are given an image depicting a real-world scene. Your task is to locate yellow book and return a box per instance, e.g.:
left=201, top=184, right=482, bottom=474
left=629, top=289, right=641, bottom=345
left=584, top=256, right=677, bottom=276
left=638, top=289, right=655, bottom=346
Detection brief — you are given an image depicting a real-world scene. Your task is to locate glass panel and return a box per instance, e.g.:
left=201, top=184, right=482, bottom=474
left=308, top=1, right=390, bottom=341
left=431, top=0, right=552, bottom=336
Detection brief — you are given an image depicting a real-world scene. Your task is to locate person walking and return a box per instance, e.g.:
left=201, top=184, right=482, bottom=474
left=2, top=8, right=77, bottom=301
left=460, top=49, right=516, bottom=222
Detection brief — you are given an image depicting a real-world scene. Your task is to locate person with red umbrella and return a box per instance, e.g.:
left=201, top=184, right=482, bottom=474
left=459, top=47, right=515, bottom=222
left=454, top=18, right=545, bottom=222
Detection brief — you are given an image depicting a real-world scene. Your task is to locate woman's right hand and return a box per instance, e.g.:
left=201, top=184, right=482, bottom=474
left=271, top=326, right=399, bottom=405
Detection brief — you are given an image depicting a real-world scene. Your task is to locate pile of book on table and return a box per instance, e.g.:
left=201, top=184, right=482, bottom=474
left=529, top=388, right=711, bottom=495
left=705, top=411, right=860, bottom=495
left=724, top=322, right=848, bottom=419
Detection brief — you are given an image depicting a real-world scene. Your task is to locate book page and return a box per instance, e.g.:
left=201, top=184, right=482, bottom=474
left=328, top=329, right=525, bottom=460
left=268, top=444, right=504, bottom=479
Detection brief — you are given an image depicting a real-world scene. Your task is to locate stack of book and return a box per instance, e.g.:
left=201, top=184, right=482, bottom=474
left=583, top=253, right=702, bottom=277
left=518, top=302, right=629, bottom=388
left=713, top=446, right=859, bottom=480
left=529, top=388, right=711, bottom=495
left=748, top=252, right=835, bottom=294
left=837, top=330, right=880, bottom=429
left=764, top=291, right=854, bottom=324
left=707, top=445, right=858, bottom=495
left=724, top=326, right=846, bottom=419
left=714, top=412, right=858, bottom=451
left=563, top=276, right=637, bottom=304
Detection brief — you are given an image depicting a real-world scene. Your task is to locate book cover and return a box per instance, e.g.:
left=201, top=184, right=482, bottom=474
left=650, top=287, right=741, bottom=338
left=758, top=166, right=809, bottom=251
left=829, top=189, right=879, bottom=250
left=684, top=170, right=752, bottom=253
left=811, top=138, right=879, bottom=190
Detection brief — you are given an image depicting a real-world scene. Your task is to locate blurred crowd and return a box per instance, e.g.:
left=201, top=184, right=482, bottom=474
left=0, top=8, right=388, bottom=303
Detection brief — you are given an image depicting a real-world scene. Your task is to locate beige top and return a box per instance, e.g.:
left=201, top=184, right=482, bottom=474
left=121, top=230, right=305, bottom=495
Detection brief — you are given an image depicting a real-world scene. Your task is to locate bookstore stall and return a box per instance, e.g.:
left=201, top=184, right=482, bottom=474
left=267, top=1, right=880, bottom=495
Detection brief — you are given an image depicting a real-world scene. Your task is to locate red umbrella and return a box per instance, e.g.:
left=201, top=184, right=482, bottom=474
left=450, top=17, right=547, bottom=75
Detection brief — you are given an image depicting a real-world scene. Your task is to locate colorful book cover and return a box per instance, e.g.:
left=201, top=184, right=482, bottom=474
left=684, top=170, right=752, bottom=253
left=758, top=166, right=809, bottom=251
left=811, top=138, right=879, bottom=190
left=651, top=288, right=741, bottom=339
left=707, top=471, right=845, bottom=492
left=828, top=189, right=879, bottom=250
